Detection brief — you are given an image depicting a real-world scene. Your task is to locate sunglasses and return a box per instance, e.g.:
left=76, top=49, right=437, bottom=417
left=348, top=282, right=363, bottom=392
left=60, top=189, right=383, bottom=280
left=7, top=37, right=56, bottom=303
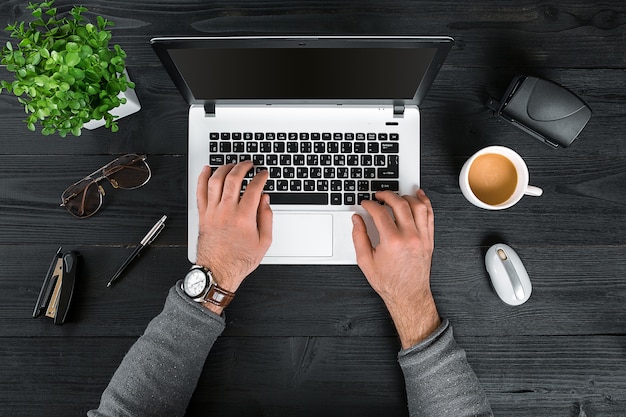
left=60, top=154, right=151, bottom=218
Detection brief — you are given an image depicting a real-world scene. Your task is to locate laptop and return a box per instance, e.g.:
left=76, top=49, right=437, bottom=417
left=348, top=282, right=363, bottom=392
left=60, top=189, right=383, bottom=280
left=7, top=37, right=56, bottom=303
left=151, top=36, right=454, bottom=264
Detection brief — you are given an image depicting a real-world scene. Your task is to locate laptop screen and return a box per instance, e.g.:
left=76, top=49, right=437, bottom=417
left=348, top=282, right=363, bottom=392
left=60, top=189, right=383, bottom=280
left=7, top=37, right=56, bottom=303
left=151, top=37, right=453, bottom=106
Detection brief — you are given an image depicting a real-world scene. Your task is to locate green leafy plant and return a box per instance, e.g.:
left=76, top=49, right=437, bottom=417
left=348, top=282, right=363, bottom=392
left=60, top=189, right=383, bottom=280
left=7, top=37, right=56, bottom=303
left=0, top=0, right=135, bottom=136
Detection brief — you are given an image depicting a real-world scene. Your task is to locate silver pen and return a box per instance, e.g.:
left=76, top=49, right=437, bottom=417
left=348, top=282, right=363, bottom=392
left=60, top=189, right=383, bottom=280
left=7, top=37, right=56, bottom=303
left=107, top=215, right=167, bottom=287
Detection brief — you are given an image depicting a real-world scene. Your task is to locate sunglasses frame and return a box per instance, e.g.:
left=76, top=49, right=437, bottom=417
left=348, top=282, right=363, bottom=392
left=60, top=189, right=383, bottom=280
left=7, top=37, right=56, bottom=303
left=60, top=154, right=151, bottom=218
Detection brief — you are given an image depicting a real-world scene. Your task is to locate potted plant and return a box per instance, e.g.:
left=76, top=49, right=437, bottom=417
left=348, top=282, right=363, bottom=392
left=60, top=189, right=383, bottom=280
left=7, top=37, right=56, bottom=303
left=0, top=0, right=140, bottom=137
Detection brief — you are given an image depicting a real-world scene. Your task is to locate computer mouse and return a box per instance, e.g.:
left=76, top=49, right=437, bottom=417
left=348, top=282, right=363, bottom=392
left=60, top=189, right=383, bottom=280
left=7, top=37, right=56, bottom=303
left=485, top=243, right=532, bottom=306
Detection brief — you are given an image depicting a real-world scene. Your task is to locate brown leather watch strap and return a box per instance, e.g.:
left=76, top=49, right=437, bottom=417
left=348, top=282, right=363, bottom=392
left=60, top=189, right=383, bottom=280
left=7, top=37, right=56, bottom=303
left=201, top=282, right=235, bottom=308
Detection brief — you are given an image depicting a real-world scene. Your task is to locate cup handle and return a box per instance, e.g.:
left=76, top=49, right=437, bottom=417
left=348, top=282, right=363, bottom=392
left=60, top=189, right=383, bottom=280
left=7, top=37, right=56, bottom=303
left=525, top=185, right=543, bottom=197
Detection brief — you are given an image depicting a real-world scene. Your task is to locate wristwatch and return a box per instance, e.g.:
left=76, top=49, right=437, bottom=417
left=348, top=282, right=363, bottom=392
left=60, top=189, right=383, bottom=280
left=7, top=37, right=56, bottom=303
left=182, top=265, right=235, bottom=308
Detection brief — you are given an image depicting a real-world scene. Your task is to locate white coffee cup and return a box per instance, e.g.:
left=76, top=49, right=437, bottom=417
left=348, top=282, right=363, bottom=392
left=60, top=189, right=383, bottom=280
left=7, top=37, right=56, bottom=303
left=459, top=146, right=542, bottom=210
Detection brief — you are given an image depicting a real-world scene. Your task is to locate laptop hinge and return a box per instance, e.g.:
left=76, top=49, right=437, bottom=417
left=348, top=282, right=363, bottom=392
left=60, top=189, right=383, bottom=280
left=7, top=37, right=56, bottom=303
left=204, top=103, right=216, bottom=117
left=393, top=104, right=405, bottom=117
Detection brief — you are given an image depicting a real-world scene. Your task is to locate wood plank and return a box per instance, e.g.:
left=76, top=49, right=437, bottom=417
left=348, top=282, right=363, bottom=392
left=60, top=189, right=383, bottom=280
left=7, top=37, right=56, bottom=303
left=2, top=66, right=625, bottom=158
left=2, top=1, right=623, bottom=69
left=3, top=245, right=626, bottom=338
left=0, top=153, right=625, bottom=246
left=0, top=335, right=624, bottom=417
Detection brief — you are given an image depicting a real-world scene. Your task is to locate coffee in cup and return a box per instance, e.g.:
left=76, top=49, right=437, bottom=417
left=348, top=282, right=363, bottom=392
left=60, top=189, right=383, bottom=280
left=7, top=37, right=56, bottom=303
left=459, top=146, right=542, bottom=210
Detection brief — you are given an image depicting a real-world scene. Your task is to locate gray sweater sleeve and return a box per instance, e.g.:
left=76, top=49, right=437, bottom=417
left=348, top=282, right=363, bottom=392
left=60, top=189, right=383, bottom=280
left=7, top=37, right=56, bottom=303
left=398, top=319, right=493, bottom=417
left=88, top=282, right=226, bottom=417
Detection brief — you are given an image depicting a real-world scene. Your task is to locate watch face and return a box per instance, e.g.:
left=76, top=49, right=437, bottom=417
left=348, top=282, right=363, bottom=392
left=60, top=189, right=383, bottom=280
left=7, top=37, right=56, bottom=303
left=183, top=269, right=207, bottom=298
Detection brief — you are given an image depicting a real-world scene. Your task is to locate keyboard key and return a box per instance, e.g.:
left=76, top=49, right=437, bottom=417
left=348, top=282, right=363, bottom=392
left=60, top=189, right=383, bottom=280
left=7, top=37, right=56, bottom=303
left=344, top=193, right=356, bottom=205
left=266, top=155, right=278, bottom=165
left=274, top=142, right=285, bottom=153
left=381, top=143, right=399, bottom=153
left=263, top=180, right=275, bottom=191
left=371, top=181, right=399, bottom=191
left=283, top=167, right=295, bottom=178
left=301, top=142, right=312, bottom=153
left=310, top=167, right=322, bottom=178
left=317, top=180, right=329, bottom=191
left=287, top=142, right=299, bottom=153
left=331, top=193, right=342, bottom=205
left=358, top=193, right=371, bottom=204
left=209, top=155, right=224, bottom=165
left=277, top=180, right=289, bottom=191
left=210, top=132, right=219, bottom=140
left=290, top=180, right=302, bottom=191
left=280, top=154, right=292, bottom=165
left=269, top=193, right=328, bottom=205
left=337, top=167, right=349, bottom=178
left=246, top=142, right=258, bottom=153
left=378, top=166, right=399, bottom=178
left=296, top=167, right=309, bottom=178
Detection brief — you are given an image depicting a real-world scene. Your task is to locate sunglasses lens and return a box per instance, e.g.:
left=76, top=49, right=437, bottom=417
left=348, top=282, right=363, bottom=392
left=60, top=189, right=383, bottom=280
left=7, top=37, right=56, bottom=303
left=105, top=155, right=151, bottom=189
left=62, top=179, right=103, bottom=218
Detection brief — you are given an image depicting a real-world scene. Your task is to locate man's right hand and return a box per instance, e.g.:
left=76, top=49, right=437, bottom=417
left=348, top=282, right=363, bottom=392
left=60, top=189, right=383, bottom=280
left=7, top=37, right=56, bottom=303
left=351, top=190, right=441, bottom=349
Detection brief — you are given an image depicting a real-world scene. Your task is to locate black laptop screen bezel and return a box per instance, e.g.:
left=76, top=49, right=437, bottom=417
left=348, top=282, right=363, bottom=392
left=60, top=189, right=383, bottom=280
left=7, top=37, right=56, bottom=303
left=150, top=36, right=454, bottom=107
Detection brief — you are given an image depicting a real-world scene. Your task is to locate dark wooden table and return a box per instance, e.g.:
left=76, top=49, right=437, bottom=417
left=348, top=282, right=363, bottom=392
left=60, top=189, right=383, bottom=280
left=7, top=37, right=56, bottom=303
left=1, top=1, right=625, bottom=416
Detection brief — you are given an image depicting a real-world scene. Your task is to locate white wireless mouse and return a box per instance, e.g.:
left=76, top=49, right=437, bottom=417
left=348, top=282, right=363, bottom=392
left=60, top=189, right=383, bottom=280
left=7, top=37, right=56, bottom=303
left=485, top=243, right=532, bottom=306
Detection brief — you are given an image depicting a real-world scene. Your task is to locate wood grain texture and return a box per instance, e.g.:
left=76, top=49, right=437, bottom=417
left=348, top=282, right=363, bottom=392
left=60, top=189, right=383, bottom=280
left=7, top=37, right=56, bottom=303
left=0, top=0, right=625, bottom=416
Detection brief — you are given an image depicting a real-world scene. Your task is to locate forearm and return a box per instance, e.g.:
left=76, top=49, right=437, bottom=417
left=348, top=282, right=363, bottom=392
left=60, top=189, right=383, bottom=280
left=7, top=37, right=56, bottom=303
left=88, top=282, right=226, bottom=417
left=398, top=320, right=493, bottom=417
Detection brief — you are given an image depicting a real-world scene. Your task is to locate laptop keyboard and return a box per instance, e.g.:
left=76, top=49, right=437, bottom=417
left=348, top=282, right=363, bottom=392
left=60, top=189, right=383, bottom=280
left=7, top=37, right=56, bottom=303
left=209, top=131, right=400, bottom=205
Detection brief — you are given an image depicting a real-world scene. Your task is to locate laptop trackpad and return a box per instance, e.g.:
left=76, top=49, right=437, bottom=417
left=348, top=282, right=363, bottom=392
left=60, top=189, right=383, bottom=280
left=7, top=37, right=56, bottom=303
left=265, top=213, right=333, bottom=257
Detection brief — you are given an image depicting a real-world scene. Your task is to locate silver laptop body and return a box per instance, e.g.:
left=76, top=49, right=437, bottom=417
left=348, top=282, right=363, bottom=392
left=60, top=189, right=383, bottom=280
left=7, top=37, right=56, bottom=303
left=151, top=36, right=454, bottom=264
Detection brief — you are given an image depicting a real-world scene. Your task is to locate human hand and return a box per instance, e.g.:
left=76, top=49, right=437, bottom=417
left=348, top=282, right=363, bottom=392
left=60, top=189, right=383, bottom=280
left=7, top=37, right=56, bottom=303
left=196, top=161, right=272, bottom=296
left=352, top=190, right=441, bottom=349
